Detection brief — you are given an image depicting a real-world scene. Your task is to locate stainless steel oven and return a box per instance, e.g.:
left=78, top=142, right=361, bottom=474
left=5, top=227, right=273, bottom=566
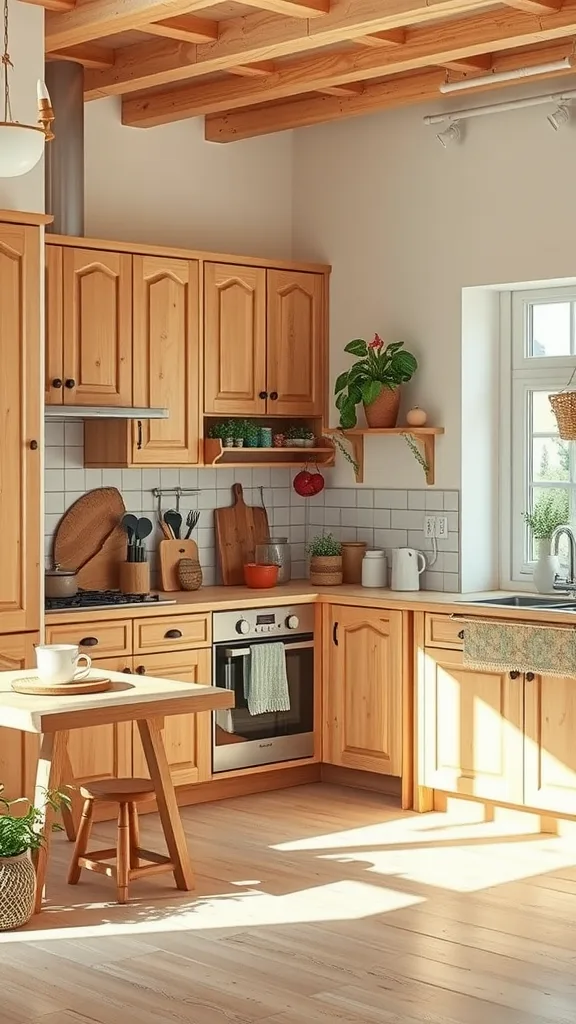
left=212, top=604, right=315, bottom=772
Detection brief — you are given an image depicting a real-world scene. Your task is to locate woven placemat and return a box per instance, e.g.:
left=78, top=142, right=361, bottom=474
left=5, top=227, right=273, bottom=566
left=11, top=677, right=112, bottom=696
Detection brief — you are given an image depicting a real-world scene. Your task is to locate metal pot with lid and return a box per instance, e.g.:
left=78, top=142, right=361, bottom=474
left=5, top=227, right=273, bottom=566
left=45, top=565, right=78, bottom=599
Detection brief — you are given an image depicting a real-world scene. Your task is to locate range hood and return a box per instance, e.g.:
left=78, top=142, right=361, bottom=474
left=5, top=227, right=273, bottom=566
left=45, top=407, right=169, bottom=420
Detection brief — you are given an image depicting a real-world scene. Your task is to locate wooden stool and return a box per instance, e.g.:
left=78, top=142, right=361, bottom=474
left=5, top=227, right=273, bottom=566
left=67, top=778, right=178, bottom=904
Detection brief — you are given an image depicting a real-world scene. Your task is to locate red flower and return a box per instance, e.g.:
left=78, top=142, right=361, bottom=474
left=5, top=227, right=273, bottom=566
left=369, top=333, right=384, bottom=350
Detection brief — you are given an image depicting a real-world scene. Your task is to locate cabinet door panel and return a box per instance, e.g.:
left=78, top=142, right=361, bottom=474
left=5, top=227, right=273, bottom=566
left=0, top=633, right=39, bottom=800
left=63, top=248, right=132, bottom=406
left=45, top=244, right=63, bottom=406
left=0, top=224, right=40, bottom=634
left=204, top=263, right=266, bottom=415
left=132, top=650, right=211, bottom=786
left=267, top=270, right=324, bottom=416
left=324, top=605, right=403, bottom=775
left=422, top=647, right=523, bottom=803
left=132, top=256, right=200, bottom=464
left=66, top=657, right=132, bottom=785
left=524, top=673, right=576, bottom=815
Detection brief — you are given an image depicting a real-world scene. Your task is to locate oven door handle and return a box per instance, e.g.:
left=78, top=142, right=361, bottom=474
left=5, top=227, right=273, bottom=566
left=223, top=641, right=314, bottom=658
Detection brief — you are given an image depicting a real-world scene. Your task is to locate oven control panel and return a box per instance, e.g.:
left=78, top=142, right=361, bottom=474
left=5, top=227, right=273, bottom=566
left=214, top=604, right=314, bottom=643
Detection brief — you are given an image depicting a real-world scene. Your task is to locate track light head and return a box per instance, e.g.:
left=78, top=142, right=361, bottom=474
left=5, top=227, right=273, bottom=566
left=548, top=103, right=570, bottom=131
left=436, top=120, right=461, bottom=148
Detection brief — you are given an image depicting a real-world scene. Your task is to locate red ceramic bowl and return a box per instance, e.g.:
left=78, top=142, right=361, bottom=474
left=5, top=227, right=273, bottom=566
left=243, top=563, right=279, bottom=589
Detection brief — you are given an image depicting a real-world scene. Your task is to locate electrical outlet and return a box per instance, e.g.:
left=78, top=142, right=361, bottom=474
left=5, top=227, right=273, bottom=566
left=437, top=515, right=448, bottom=539
left=424, top=515, right=436, bottom=538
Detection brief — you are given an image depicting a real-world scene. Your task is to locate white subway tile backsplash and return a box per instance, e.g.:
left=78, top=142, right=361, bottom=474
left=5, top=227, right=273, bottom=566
left=45, top=446, right=65, bottom=470
left=356, top=508, right=374, bottom=529
left=102, top=469, right=123, bottom=488
left=65, top=468, right=86, bottom=491
left=443, top=491, right=459, bottom=511
left=443, top=573, right=460, bottom=592
left=85, top=468, right=102, bottom=488
left=393, top=509, right=424, bottom=531
left=64, top=446, right=84, bottom=469
left=160, top=468, right=180, bottom=488
left=290, top=505, right=306, bottom=525
left=252, top=468, right=271, bottom=488
left=272, top=507, right=290, bottom=527
left=375, top=489, right=407, bottom=509
left=198, top=488, right=217, bottom=510
left=408, top=490, right=426, bottom=510
left=374, top=529, right=408, bottom=548
left=65, top=422, right=83, bottom=447
left=341, top=507, right=358, bottom=527
left=325, top=488, right=356, bottom=508
left=356, top=489, right=374, bottom=508
left=425, top=491, right=444, bottom=511
left=272, top=488, right=291, bottom=507
left=373, top=508, right=391, bottom=529
left=309, top=506, right=325, bottom=526
left=45, top=492, right=65, bottom=514
left=141, top=468, right=161, bottom=490
left=442, top=551, right=460, bottom=573
left=324, top=508, right=341, bottom=527
left=45, top=469, right=65, bottom=492
left=45, top=421, right=64, bottom=447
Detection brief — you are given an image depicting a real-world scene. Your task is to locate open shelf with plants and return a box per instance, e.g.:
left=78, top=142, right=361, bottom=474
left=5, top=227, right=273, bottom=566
left=325, top=427, right=444, bottom=484
left=203, top=416, right=335, bottom=469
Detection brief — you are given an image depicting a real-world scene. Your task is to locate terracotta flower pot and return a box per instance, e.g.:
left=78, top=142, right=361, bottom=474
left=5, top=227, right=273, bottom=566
left=364, top=386, right=401, bottom=428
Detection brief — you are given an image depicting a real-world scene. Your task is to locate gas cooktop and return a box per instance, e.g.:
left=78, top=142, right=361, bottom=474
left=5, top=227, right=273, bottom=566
left=45, top=590, right=177, bottom=612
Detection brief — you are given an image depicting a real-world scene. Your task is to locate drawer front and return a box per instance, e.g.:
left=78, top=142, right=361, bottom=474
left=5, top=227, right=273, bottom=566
left=45, top=619, right=132, bottom=657
left=424, top=613, right=464, bottom=650
left=133, top=613, right=212, bottom=654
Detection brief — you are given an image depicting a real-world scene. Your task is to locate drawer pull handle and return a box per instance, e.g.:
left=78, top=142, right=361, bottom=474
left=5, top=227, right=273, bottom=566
left=332, top=622, right=339, bottom=646
left=135, top=665, right=146, bottom=675
left=80, top=636, right=98, bottom=647
left=526, top=671, right=535, bottom=681
left=457, top=629, right=464, bottom=640
left=165, top=629, right=183, bottom=639
left=509, top=670, right=520, bottom=680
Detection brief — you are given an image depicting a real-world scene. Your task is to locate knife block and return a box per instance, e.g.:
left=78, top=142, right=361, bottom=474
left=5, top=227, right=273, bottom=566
left=119, top=561, right=150, bottom=595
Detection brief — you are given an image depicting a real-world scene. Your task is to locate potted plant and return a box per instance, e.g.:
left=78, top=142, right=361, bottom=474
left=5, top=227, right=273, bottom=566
left=0, top=784, right=70, bottom=930
left=208, top=421, right=229, bottom=446
left=335, top=334, right=418, bottom=429
left=239, top=419, right=260, bottom=448
left=307, top=533, right=343, bottom=585
left=523, top=490, right=569, bottom=593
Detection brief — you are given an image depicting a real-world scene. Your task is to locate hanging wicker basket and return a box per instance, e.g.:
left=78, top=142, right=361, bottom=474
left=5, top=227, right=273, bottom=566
left=549, top=391, right=576, bottom=440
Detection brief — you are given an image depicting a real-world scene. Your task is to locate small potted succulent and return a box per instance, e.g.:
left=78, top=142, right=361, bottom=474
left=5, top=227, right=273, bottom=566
left=0, top=784, right=71, bottom=930
left=307, top=533, right=343, bottom=586
left=286, top=426, right=316, bottom=448
left=335, top=334, right=418, bottom=429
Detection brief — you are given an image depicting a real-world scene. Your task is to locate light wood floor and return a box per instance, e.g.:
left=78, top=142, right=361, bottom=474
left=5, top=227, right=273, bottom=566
left=2, top=783, right=576, bottom=1023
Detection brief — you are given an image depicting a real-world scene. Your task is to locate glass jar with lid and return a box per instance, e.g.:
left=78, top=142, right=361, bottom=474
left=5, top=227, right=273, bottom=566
left=255, top=537, right=292, bottom=584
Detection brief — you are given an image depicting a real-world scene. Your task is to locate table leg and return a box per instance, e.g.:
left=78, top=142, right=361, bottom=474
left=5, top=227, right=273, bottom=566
left=61, top=749, right=78, bottom=842
left=33, top=730, right=69, bottom=913
left=137, top=718, right=194, bottom=891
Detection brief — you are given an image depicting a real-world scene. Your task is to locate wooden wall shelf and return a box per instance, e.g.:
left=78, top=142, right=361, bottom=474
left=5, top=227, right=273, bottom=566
left=204, top=438, right=335, bottom=469
left=326, top=427, right=444, bottom=485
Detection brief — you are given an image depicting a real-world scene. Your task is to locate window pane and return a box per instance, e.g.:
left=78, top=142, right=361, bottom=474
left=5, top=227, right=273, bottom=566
left=530, top=302, right=571, bottom=357
left=532, top=438, right=569, bottom=482
left=528, top=487, right=571, bottom=560
left=532, top=390, right=561, bottom=433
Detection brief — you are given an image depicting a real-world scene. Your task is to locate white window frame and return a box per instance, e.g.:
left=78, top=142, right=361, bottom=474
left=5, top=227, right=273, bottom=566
left=501, top=285, right=576, bottom=586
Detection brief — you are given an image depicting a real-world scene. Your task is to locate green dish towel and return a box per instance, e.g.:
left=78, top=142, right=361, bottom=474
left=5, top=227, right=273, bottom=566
left=462, top=618, right=576, bottom=677
left=244, top=642, right=290, bottom=715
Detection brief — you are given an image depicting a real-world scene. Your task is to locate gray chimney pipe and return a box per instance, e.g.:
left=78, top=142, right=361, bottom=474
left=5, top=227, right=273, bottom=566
left=45, top=61, right=84, bottom=236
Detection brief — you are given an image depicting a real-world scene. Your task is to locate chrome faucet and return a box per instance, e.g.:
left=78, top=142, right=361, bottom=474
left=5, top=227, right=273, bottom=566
left=551, top=524, right=576, bottom=591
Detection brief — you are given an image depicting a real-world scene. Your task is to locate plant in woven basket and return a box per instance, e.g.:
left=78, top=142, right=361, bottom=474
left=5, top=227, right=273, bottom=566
left=522, top=490, right=569, bottom=540
left=335, top=335, right=418, bottom=429
left=306, top=533, right=342, bottom=557
left=307, top=534, right=343, bottom=586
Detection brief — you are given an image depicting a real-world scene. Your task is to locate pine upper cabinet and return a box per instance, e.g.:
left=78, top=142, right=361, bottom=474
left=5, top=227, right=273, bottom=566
left=62, top=247, right=132, bottom=406
left=524, top=672, right=576, bottom=815
left=422, top=647, right=523, bottom=804
left=0, top=222, right=40, bottom=635
left=204, top=263, right=266, bottom=416
left=324, top=605, right=403, bottom=775
left=132, top=256, right=200, bottom=464
left=132, top=650, right=212, bottom=786
left=66, top=657, right=133, bottom=786
left=267, top=270, right=324, bottom=416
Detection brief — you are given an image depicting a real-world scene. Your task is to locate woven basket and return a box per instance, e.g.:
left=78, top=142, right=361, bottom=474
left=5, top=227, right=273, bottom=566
left=178, top=558, right=203, bottom=591
left=309, top=555, right=343, bottom=586
left=0, top=853, right=36, bottom=931
left=549, top=391, right=576, bottom=440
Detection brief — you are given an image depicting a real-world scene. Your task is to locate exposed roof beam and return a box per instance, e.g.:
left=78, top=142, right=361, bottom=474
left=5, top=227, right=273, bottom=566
left=143, top=15, right=219, bottom=43
left=47, top=43, right=115, bottom=68
left=228, top=62, right=277, bottom=76
left=46, top=0, right=221, bottom=50
left=438, top=53, right=492, bottom=71
left=83, top=0, right=494, bottom=96
left=204, top=53, right=574, bottom=141
left=121, top=3, right=576, bottom=124
left=319, top=82, right=364, bottom=94
left=355, top=29, right=407, bottom=46
left=502, top=0, right=563, bottom=10
left=21, top=0, right=75, bottom=10
left=234, top=0, right=330, bottom=15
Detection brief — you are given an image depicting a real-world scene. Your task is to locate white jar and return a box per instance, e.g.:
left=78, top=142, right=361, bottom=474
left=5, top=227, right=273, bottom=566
left=362, top=549, right=388, bottom=588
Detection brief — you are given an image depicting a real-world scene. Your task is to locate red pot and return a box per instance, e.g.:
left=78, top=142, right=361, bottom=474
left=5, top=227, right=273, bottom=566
left=244, top=563, right=279, bottom=589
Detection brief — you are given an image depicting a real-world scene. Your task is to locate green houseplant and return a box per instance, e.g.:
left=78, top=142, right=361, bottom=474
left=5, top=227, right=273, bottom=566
left=0, top=785, right=70, bottom=930
left=335, top=334, right=418, bottom=429
left=306, top=533, right=343, bottom=586
left=523, top=491, right=570, bottom=595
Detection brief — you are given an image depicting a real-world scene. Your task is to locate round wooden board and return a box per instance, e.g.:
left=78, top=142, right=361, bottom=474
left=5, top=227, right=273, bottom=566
left=12, top=677, right=112, bottom=696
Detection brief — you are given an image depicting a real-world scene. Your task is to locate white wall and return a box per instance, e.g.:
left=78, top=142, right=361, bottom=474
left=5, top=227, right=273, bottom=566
left=85, top=97, right=294, bottom=258
left=0, top=0, right=44, bottom=212
left=293, top=80, right=576, bottom=492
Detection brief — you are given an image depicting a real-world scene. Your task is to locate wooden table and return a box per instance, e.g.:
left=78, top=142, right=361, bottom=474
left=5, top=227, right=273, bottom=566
left=0, top=669, right=234, bottom=912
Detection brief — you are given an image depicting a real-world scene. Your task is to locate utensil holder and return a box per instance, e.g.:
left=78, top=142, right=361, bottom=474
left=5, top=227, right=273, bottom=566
left=178, top=558, right=203, bottom=591
left=119, top=561, right=150, bottom=595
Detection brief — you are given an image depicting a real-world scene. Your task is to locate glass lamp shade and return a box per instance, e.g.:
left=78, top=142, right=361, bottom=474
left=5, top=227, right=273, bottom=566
left=0, top=123, right=45, bottom=177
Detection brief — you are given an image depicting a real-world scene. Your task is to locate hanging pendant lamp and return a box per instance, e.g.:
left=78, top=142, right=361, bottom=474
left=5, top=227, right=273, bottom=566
left=0, top=0, right=54, bottom=178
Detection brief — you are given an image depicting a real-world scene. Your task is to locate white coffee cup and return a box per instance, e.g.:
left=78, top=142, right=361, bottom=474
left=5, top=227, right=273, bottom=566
left=35, top=644, right=92, bottom=685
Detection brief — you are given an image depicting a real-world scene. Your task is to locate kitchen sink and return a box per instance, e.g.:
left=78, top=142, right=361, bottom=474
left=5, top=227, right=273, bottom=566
left=470, top=595, right=576, bottom=609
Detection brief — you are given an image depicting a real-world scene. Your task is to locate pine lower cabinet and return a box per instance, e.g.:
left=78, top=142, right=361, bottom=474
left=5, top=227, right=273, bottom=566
left=66, top=657, right=133, bottom=786
left=131, top=649, right=212, bottom=786
left=421, top=647, right=524, bottom=803
left=523, top=672, right=576, bottom=815
left=324, top=605, right=404, bottom=775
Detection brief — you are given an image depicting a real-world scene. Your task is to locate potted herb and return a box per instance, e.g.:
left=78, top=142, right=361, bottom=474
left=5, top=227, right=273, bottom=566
left=0, top=785, right=70, bottom=930
left=335, top=334, right=418, bottom=429
left=307, top=533, right=343, bottom=586
left=523, top=490, right=569, bottom=593
left=239, top=419, right=260, bottom=448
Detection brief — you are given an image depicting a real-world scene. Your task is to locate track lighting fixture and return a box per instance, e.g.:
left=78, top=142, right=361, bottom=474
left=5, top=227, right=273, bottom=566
left=547, top=103, right=571, bottom=131
left=436, top=120, right=461, bottom=148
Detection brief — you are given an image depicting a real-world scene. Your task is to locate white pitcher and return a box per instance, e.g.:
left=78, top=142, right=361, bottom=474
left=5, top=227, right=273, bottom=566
left=391, top=548, right=426, bottom=591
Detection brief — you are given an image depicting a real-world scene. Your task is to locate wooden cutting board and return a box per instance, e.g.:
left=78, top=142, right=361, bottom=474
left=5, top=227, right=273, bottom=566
left=53, top=488, right=125, bottom=571
left=159, top=539, right=199, bottom=592
left=214, top=483, right=269, bottom=586
left=76, top=526, right=127, bottom=591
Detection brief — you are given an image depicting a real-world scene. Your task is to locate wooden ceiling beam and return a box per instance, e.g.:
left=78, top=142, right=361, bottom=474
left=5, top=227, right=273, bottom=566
left=47, top=44, right=114, bottom=68
left=319, top=82, right=364, bottom=94
left=121, top=3, right=576, bottom=125
left=355, top=29, right=407, bottom=46
left=502, top=0, right=563, bottom=11
left=83, top=0, right=494, bottom=97
left=228, top=62, right=277, bottom=76
left=46, top=0, right=221, bottom=50
left=143, top=16, right=219, bottom=43
left=234, top=0, right=330, bottom=15
left=437, top=53, right=492, bottom=71
left=21, top=0, right=75, bottom=11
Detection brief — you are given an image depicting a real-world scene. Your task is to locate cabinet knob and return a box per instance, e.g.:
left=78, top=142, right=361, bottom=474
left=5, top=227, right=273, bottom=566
left=29, top=440, right=38, bottom=451
left=526, top=671, right=535, bottom=681
left=457, top=629, right=464, bottom=640
left=52, top=378, right=63, bottom=389
left=509, top=670, right=520, bottom=680
left=80, top=636, right=99, bottom=647
left=135, top=665, right=146, bottom=675
left=65, top=378, right=76, bottom=389
left=122, top=667, right=132, bottom=674
left=165, top=629, right=183, bottom=639
left=269, top=391, right=278, bottom=401
left=259, top=391, right=268, bottom=400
